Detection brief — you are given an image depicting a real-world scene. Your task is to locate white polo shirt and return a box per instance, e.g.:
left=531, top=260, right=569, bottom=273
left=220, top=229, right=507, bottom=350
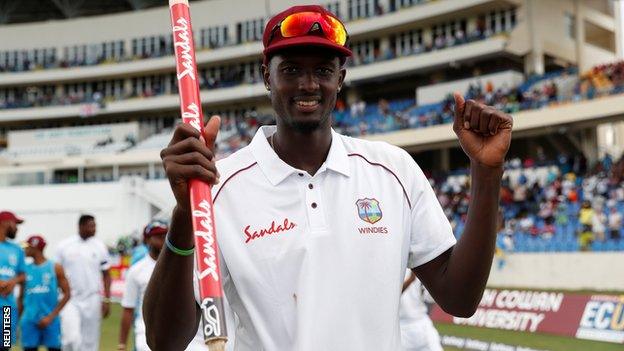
left=125, top=256, right=219, bottom=351
left=121, top=255, right=155, bottom=337
left=399, top=272, right=431, bottom=324
left=55, top=234, right=111, bottom=300
left=206, top=126, right=456, bottom=351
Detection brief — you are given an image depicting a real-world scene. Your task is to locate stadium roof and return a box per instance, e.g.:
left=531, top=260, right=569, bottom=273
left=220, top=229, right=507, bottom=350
left=0, top=0, right=203, bottom=25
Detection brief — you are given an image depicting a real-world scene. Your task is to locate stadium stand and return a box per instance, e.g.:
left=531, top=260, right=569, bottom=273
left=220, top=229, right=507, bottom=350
left=6, top=61, right=620, bottom=162
left=0, top=8, right=515, bottom=110
left=438, top=154, right=624, bottom=253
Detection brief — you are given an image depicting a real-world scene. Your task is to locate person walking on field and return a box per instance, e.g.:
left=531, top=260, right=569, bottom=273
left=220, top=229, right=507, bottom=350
left=55, top=214, right=111, bottom=351
left=18, top=235, right=71, bottom=351
left=120, top=220, right=231, bottom=351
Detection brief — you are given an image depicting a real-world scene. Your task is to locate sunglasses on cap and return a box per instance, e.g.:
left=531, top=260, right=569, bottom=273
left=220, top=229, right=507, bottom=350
left=267, top=11, right=348, bottom=47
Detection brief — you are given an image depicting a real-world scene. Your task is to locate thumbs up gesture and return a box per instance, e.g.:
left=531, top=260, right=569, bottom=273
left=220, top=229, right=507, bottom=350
left=452, top=93, right=513, bottom=168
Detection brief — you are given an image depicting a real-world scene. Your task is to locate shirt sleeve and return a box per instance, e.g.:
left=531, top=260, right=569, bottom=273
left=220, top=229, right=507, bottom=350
left=54, top=243, right=65, bottom=266
left=404, top=152, right=457, bottom=268
left=16, top=246, right=26, bottom=275
left=99, top=241, right=112, bottom=271
left=120, top=267, right=138, bottom=309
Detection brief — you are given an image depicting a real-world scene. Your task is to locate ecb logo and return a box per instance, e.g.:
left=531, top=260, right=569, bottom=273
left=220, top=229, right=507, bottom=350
left=356, top=198, right=383, bottom=224
left=577, top=297, right=624, bottom=343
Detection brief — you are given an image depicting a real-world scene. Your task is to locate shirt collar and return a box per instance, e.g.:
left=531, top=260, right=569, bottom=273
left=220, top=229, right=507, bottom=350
left=249, top=126, right=351, bottom=186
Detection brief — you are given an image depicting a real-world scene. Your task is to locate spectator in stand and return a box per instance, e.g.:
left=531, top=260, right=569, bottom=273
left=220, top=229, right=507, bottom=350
left=513, top=177, right=529, bottom=211
left=541, top=219, right=556, bottom=239
left=592, top=206, right=607, bottom=242
left=578, top=201, right=595, bottom=251
left=555, top=199, right=570, bottom=232
left=608, top=206, right=622, bottom=241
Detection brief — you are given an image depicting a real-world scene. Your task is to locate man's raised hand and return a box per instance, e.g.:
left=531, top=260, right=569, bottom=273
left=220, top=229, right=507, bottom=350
left=160, top=115, right=221, bottom=211
left=452, top=92, right=512, bottom=168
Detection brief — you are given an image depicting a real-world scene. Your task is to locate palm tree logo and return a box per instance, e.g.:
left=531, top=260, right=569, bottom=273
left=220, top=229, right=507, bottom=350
left=356, top=198, right=382, bottom=224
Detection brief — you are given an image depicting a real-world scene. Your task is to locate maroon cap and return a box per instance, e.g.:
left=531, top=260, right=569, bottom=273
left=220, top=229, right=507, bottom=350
left=143, top=220, right=168, bottom=238
left=262, top=5, right=352, bottom=61
left=25, top=235, right=46, bottom=251
left=0, top=211, right=23, bottom=224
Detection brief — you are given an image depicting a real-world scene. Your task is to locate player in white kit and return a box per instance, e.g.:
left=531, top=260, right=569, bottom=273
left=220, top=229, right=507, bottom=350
left=144, top=4, right=513, bottom=350
left=400, top=271, right=443, bottom=351
left=55, top=214, right=111, bottom=351
left=119, top=220, right=234, bottom=351
left=119, top=220, right=169, bottom=351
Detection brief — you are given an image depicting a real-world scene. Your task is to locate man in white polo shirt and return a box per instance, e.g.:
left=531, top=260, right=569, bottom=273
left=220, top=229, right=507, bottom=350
left=400, top=271, right=443, bottom=351
left=119, top=220, right=233, bottom=351
left=56, top=214, right=111, bottom=351
left=144, top=5, right=512, bottom=350
left=119, top=220, right=168, bottom=351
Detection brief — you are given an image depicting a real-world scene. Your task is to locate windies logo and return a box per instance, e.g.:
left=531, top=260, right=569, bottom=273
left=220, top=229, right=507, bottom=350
left=356, top=198, right=382, bottom=224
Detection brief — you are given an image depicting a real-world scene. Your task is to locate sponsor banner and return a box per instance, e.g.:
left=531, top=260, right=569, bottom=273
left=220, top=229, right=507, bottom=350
left=440, top=335, right=546, bottom=351
left=576, top=295, right=624, bottom=343
left=431, top=288, right=624, bottom=344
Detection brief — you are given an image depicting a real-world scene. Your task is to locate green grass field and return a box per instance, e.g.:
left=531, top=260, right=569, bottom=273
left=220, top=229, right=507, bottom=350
left=102, top=303, right=134, bottom=350
left=12, top=303, right=615, bottom=350
left=101, top=304, right=620, bottom=351
left=10, top=303, right=133, bottom=351
left=436, top=323, right=622, bottom=351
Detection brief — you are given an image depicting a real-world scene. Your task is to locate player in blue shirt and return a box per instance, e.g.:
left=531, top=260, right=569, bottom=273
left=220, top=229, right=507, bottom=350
left=0, top=211, right=26, bottom=350
left=130, top=241, right=149, bottom=266
left=18, top=235, right=70, bottom=351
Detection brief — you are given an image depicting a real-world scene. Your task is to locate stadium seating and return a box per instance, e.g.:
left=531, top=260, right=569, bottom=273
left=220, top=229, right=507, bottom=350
left=442, top=156, right=624, bottom=252
left=0, top=6, right=515, bottom=111
left=0, top=0, right=436, bottom=73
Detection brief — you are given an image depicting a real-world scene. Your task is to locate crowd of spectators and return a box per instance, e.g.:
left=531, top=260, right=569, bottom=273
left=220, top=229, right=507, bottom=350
left=0, top=6, right=519, bottom=111
left=0, top=39, right=174, bottom=73
left=430, top=154, right=624, bottom=253
left=0, top=63, right=261, bottom=109
left=9, top=61, right=623, bottom=158
left=332, top=61, right=624, bottom=137
left=4, top=61, right=624, bottom=165
left=349, top=15, right=509, bottom=67
left=0, top=1, right=434, bottom=73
